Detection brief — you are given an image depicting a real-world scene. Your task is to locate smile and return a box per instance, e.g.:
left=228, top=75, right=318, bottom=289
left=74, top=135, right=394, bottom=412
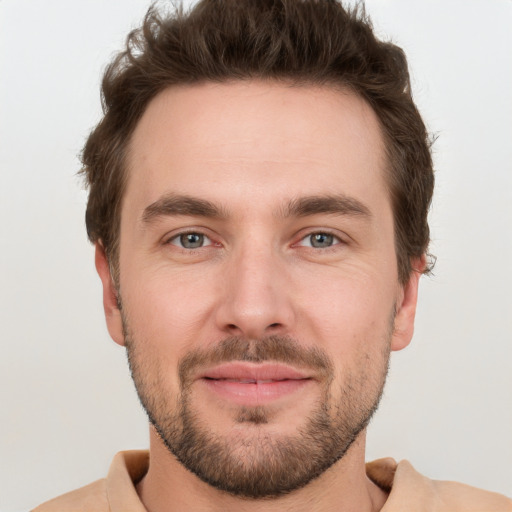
left=210, top=378, right=286, bottom=384
left=197, top=363, right=314, bottom=406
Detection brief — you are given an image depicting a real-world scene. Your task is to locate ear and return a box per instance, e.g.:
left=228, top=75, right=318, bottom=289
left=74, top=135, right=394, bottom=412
left=95, top=243, right=125, bottom=346
left=391, top=256, right=426, bottom=352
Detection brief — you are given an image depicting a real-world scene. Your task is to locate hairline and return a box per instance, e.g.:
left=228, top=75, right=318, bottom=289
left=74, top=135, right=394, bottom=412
left=104, top=78, right=411, bottom=287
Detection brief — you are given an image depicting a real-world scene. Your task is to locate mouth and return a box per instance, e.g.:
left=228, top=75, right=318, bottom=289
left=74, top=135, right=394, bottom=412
left=197, top=362, right=314, bottom=406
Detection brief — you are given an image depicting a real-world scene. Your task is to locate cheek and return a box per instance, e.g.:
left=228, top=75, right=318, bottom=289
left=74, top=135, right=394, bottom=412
left=295, top=269, right=395, bottom=355
left=120, top=267, right=216, bottom=362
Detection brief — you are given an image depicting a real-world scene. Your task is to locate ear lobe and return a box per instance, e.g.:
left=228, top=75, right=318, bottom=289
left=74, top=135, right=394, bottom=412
left=391, top=256, right=426, bottom=352
left=95, top=243, right=125, bottom=346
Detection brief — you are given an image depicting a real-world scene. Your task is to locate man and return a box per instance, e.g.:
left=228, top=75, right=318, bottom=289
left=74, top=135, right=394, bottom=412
left=33, top=0, right=512, bottom=510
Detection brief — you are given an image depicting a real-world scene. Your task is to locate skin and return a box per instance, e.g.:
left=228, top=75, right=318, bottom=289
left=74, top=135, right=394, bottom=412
left=95, top=81, right=423, bottom=512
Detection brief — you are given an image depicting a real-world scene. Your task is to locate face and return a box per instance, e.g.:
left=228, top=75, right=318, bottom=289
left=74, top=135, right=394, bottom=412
left=96, top=81, right=422, bottom=498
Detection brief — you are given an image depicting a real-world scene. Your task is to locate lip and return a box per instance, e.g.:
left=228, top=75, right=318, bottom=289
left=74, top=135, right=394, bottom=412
left=197, top=362, right=313, bottom=406
left=199, top=362, right=310, bottom=381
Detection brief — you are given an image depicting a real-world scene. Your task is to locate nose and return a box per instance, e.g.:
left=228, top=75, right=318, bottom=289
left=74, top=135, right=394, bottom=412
left=215, top=243, right=295, bottom=340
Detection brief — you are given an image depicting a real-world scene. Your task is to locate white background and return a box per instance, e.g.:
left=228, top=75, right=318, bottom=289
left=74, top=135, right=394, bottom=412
left=1, top=0, right=511, bottom=510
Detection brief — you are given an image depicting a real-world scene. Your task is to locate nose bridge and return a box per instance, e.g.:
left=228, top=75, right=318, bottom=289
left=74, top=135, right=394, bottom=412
left=216, top=234, right=293, bottom=338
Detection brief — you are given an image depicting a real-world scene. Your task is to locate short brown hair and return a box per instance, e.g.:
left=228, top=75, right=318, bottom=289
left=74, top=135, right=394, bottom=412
left=82, top=0, right=434, bottom=285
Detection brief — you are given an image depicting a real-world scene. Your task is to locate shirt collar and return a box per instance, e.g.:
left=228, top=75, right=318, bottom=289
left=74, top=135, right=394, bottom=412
left=107, top=450, right=149, bottom=512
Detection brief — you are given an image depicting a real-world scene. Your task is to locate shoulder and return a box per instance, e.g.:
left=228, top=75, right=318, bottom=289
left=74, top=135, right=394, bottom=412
left=432, top=476, right=512, bottom=512
left=30, top=450, right=149, bottom=512
left=32, top=479, right=109, bottom=512
left=367, top=458, right=512, bottom=512
left=395, top=460, right=512, bottom=512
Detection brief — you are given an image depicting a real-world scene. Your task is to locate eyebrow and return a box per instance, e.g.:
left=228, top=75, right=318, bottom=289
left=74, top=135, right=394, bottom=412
left=141, top=194, right=228, bottom=224
left=141, top=192, right=371, bottom=225
left=283, top=194, right=371, bottom=219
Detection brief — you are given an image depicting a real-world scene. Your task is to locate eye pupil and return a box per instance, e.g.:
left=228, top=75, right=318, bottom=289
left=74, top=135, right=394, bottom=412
left=180, top=233, right=204, bottom=248
left=310, top=233, right=333, bottom=248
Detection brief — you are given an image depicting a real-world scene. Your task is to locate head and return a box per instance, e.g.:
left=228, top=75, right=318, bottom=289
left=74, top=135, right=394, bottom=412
left=83, top=0, right=434, bottom=286
left=87, top=0, right=434, bottom=500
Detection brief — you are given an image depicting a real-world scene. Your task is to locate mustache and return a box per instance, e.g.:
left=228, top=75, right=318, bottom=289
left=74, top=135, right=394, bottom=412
left=178, top=335, right=334, bottom=386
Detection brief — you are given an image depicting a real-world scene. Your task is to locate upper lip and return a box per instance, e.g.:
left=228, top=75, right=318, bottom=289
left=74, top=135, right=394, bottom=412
left=198, top=362, right=311, bottom=382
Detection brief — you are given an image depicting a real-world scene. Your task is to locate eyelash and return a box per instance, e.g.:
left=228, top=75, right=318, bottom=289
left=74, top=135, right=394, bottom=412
left=166, top=230, right=216, bottom=249
left=165, top=229, right=345, bottom=251
left=295, top=231, right=343, bottom=249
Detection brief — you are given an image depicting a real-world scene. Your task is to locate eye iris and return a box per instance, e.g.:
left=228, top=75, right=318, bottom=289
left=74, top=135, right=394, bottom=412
left=310, top=233, right=333, bottom=248
left=180, top=233, right=204, bottom=248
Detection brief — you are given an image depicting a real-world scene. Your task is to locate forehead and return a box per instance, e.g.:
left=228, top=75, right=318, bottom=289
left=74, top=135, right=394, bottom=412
left=124, top=80, right=388, bottom=216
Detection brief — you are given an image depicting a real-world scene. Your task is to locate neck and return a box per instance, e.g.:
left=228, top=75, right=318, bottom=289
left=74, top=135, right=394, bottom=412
left=136, top=427, right=388, bottom=512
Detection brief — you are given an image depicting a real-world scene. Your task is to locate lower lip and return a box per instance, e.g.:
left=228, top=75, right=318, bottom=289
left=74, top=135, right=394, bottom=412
left=200, top=378, right=311, bottom=406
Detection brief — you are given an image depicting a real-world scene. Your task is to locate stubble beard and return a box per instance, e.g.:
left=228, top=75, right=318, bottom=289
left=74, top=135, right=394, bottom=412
left=124, top=323, right=391, bottom=499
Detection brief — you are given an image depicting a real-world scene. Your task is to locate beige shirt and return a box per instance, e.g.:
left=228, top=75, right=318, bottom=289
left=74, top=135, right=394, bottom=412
left=33, top=450, right=512, bottom=511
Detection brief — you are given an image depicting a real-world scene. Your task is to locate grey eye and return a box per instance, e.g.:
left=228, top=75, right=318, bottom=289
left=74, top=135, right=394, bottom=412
left=309, top=233, right=334, bottom=248
left=174, top=233, right=206, bottom=249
